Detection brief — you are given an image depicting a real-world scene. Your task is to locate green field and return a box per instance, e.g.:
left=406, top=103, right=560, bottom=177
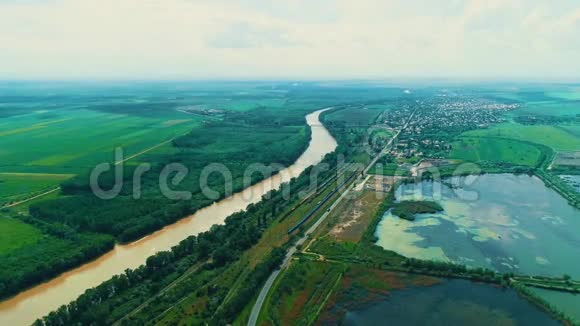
left=324, top=106, right=384, bottom=126
left=0, top=109, right=200, bottom=203
left=1, top=81, right=360, bottom=299
left=450, top=137, right=542, bottom=166
left=369, top=162, right=411, bottom=176
left=260, top=260, right=344, bottom=324
left=485, top=85, right=578, bottom=101
left=484, top=86, right=580, bottom=116
left=0, top=173, right=73, bottom=204
left=0, top=217, right=43, bottom=255
left=463, top=123, right=580, bottom=152
left=0, top=109, right=199, bottom=173
left=546, top=90, right=580, bottom=101
left=371, top=129, right=392, bottom=137
left=517, top=101, right=580, bottom=116
left=559, top=124, right=580, bottom=138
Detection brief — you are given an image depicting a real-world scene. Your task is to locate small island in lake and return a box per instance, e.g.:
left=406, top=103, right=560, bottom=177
left=391, top=200, right=444, bottom=221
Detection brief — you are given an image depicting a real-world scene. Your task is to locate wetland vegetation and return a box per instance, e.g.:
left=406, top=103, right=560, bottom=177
left=339, top=279, right=560, bottom=326
left=376, top=174, right=580, bottom=277
left=2, top=82, right=579, bottom=325
left=391, top=200, right=443, bottom=221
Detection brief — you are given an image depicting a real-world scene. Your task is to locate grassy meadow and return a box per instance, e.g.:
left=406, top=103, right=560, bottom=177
left=0, top=217, right=43, bottom=255
left=450, top=137, right=542, bottom=166
left=517, top=101, right=580, bottom=116
left=447, top=86, right=580, bottom=176
left=461, top=124, right=579, bottom=152
left=0, top=109, right=199, bottom=173
left=324, top=105, right=385, bottom=126
left=0, top=109, right=200, bottom=205
left=0, top=172, right=73, bottom=203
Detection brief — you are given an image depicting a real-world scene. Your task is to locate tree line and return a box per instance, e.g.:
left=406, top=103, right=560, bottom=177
left=34, top=149, right=344, bottom=325
left=3, top=107, right=313, bottom=300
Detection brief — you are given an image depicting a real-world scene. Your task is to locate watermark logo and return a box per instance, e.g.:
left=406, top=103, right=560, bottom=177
left=89, top=148, right=343, bottom=203
left=88, top=147, right=481, bottom=204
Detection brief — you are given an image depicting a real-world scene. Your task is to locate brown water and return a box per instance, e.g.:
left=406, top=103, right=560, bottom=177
left=0, top=109, right=337, bottom=325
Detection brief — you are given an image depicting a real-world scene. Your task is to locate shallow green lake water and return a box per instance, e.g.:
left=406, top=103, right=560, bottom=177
left=343, top=279, right=559, bottom=326
left=560, top=175, right=580, bottom=192
left=529, top=287, right=580, bottom=322
left=375, top=174, right=580, bottom=277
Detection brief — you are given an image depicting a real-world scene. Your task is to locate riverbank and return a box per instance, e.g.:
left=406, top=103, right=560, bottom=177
left=0, top=108, right=337, bottom=325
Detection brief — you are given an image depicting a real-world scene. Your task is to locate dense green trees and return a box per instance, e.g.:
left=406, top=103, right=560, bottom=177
left=391, top=200, right=444, bottom=221
left=30, top=117, right=310, bottom=243
left=3, top=83, right=398, bottom=307
left=210, top=247, right=286, bottom=323
left=2, top=106, right=314, bottom=300
left=33, top=151, right=342, bottom=326
left=402, top=258, right=502, bottom=283
left=9, top=85, right=397, bottom=322
left=0, top=232, right=114, bottom=300
left=33, top=221, right=258, bottom=325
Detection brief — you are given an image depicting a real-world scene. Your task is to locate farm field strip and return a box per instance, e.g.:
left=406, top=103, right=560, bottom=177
left=450, top=136, right=542, bottom=166
left=0, top=108, right=200, bottom=202
left=0, top=173, right=73, bottom=206
left=0, top=217, right=43, bottom=255
left=463, top=123, right=580, bottom=152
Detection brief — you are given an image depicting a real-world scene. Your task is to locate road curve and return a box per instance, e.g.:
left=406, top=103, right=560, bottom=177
left=247, top=173, right=357, bottom=326
left=248, top=109, right=415, bottom=325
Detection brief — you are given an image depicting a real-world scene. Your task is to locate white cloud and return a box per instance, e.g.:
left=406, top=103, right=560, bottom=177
left=0, top=0, right=578, bottom=79
left=206, top=22, right=304, bottom=49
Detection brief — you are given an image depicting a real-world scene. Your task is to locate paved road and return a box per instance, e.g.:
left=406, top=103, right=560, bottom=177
left=363, top=109, right=416, bottom=175
left=247, top=109, right=416, bottom=326
left=247, top=175, right=358, bottom=326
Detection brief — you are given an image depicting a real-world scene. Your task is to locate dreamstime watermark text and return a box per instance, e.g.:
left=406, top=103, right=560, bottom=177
left=88, top=147, right=482, bottom=204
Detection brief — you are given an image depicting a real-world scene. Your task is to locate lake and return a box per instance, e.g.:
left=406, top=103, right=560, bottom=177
left=342, top=279, right=559, bottom=326
left=529, top=287, right=580, bottom=322
left=375, top=174, right=580, bottom=277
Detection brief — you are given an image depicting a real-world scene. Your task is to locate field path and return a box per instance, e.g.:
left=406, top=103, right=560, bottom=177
left=1, top=187, right=60, bottom=209
left=114, top=137, right=177, bottom=165
left=1, top=136, right=179, bottom=209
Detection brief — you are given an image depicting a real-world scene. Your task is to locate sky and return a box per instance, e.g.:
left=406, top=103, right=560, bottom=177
left=0, top=0, right=579, bottom=80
